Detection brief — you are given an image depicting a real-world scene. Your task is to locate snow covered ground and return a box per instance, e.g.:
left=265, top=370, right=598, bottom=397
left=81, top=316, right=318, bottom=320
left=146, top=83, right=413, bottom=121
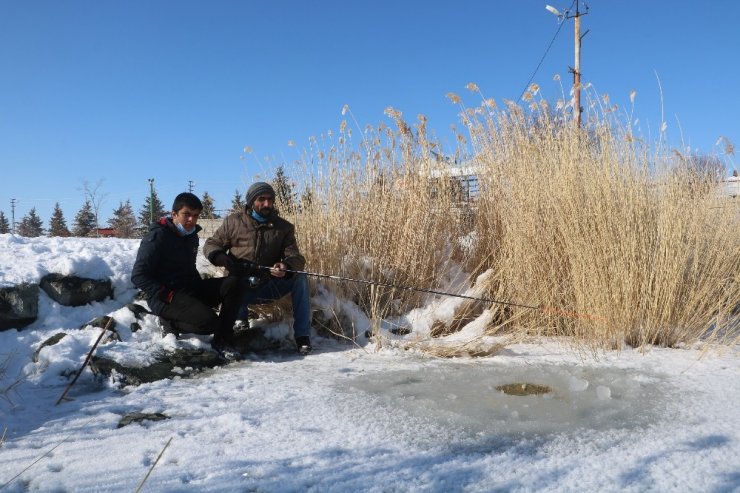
left=1, top=234, right=739, bottom=492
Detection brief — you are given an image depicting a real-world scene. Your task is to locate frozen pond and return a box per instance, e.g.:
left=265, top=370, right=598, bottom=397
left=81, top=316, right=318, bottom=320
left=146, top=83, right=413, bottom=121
left=345, top=362, right=672, bottom=438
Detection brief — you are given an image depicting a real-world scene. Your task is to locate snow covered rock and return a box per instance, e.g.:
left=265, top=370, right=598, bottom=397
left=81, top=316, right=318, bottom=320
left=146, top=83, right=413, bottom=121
left=92, top=348, right=224, bottom=386
left=40, top=273, right=114, bottom=307
left=33, top=332, right=67, bottom=362
left=0, top=283, right=39, bottom=330
left=117, top=412, right=170, bottom=429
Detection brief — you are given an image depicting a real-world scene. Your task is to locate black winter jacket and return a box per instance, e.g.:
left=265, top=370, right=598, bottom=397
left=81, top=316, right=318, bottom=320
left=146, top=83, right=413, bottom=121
left=131, top=218, right=202, bottom=315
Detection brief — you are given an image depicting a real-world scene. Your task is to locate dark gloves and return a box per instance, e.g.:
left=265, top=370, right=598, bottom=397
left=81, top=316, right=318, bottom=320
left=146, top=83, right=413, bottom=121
left=237, top=259, right=259, bottom=276
left=210, top=251, right=260, bottom=276
left=211, top=251, right=236, bottom=272
left=157, top=286, right=175, bottom=304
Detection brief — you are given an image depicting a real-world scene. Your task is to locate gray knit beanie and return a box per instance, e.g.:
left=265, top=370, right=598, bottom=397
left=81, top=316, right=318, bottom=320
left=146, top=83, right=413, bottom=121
left=245, top=182, right=276, bottom=208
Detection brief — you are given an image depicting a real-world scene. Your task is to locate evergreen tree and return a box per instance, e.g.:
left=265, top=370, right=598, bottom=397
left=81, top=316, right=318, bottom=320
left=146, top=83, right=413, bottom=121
left=48, top=202, right=70, bottom=237
left=300, top=188, right=314, bottom=212
left=138, top=187, right=166, bottom=226
left=0, top=211, right=9, bottom=234
left=109, top=200, right=137, bottom=238
left=72, top=200, right=97, bottom=237
left=201, top=191, right=220, bottom=219
left=230, top=189, right=245, bottom=214
left=274, top=165, right=296, bottom=214
left=17, top=208, right=44, bottom=237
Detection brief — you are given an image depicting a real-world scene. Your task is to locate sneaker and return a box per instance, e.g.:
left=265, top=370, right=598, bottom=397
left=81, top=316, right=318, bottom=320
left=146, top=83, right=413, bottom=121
left=159, top=318, right=180, bottom=339
left=295, top=336, right=312, bottom=356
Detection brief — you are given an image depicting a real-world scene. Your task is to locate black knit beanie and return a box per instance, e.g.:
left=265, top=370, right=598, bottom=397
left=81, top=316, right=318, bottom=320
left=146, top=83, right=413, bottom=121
left=245, top=182, right=275, bottom=208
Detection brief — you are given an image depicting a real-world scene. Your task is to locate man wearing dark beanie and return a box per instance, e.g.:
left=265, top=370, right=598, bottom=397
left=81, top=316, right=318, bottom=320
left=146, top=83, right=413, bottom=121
left=203, top=181, right=312, bottom=355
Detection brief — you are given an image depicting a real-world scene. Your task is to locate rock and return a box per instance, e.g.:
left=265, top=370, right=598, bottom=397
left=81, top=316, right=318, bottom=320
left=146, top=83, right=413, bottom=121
left=80, top=316, right=120, bottom=342
left=311, top=309, right=350, bottom=341
left=231, top=327, right=281, bottom=352
left=33, top=332, right=67, bottom=362
left=390, top=327, right=412, bottom=335
left=0, top=283, right=39, bottom=331
left=40, top=274, right=113, bottom=307
left=117, top=412, right=170, bottom=429
left=130, top=322, right=142, bottom=333
left=126, top=303, right=151, bottom=320
left=92, top=348, right=224, bottom=386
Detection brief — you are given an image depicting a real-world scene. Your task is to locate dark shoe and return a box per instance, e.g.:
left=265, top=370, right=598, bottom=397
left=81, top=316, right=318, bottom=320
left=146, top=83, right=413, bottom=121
left=159, top=318, right=180, bottom=339
left=212, top=338, right=242, bottom=361
left=295, top=336, right=312, bottom=356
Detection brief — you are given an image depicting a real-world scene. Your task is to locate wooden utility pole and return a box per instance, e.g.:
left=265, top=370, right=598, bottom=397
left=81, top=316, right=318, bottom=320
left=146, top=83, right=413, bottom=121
left=570, top=1, right=588, bottom=127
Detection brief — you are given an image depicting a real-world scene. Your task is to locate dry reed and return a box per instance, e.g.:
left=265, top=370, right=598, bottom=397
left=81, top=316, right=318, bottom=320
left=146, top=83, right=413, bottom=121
left=271, top=93, right=739, bottom=352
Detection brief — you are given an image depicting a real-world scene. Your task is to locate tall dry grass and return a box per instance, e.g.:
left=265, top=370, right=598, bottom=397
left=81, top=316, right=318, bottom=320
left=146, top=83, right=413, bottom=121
left=275, top=91, right=739, bottom=350
left=278, top=110, right=468, bottom=343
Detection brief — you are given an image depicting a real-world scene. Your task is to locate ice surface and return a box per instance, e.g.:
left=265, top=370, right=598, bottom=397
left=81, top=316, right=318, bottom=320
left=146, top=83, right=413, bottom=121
left=345, top=362, right=670, bottom=438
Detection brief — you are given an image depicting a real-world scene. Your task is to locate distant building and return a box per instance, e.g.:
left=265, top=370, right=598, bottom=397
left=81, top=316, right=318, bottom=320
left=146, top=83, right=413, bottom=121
left=95, top=228, right=118, bottom=238
left=718, top=173, right=739, bottom=199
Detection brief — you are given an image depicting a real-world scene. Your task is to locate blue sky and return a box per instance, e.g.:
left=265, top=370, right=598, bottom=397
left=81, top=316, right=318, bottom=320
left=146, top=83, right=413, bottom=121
left=1, top=0, right=738, bottom=225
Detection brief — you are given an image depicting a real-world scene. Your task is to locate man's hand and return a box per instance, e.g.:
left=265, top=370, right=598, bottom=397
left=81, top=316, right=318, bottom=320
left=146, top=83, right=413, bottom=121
left=211, top=252, right=236, bottom=273
left=270, top=262, right=287, bottom=278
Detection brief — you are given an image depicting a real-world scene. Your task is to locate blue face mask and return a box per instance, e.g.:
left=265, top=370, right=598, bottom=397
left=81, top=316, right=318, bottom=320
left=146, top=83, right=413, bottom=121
left=250, top=209, right=269, bottom=223
left=175, top=222, right=196, bottom=236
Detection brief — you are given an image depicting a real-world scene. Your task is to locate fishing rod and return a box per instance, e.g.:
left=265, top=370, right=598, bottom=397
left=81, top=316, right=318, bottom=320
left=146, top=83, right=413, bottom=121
left=253, top=264, right=605, bottom=322
left=261, top=265, right=539, bottom=310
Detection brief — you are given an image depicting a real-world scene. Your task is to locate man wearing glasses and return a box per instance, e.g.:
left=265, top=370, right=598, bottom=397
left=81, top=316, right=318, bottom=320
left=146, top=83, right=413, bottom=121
left=203, top=182, right=312, bottom=355
left=131, top=192, right=242, bottom=358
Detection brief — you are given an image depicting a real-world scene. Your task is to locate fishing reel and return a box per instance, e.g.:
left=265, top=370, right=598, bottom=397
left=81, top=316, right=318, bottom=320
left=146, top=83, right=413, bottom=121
left=245, top=275, right=262, bottom=289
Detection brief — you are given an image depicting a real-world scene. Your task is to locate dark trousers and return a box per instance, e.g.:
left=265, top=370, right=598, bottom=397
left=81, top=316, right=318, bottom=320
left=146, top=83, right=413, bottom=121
left=159, top=276, right=241, bottom=338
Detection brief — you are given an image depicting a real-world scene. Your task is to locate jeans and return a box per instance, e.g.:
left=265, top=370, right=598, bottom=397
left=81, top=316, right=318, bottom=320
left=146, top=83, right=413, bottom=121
left=238, top=273, right=310, bottom=338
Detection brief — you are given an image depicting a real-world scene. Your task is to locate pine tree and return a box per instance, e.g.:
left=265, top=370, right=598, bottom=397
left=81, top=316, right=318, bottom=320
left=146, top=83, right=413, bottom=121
left=0, top=211, right=10, bottom=234
left=230, top=189, right=245, bottom=214
left=109, top=200, right=137, bottom=238
left=17, top=208, right=44, bottom=237
left=138, top=187, right=166, bottom=226
left=300, top=188, right=314, bottom=212
left=274, top=165, right=296, bottom=214
left=201, top=191, right=220, bottom=219
left=48, top=202, right=70, bottom=237
left=72, top=200, right=97, bottom=237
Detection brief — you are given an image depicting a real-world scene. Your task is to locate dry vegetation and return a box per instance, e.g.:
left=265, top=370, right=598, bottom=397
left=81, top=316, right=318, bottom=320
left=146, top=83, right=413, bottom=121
left=270, top=87, right=739, bottom=352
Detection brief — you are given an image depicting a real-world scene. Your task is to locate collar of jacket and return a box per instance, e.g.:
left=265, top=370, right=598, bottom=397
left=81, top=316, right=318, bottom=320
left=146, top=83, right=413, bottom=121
left=244, top=210, right=274, bottom=228
left=155, top=217, right=203, bottom=236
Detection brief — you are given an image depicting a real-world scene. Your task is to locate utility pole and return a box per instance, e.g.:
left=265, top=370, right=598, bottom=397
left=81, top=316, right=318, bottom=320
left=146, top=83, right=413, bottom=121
left=148, top=178, right=155, bottom=224
left=571, top=0, right=588, bottom=128
left=546, top=2, right=589, bottom=127
left=188, top=180, right=194, bottom=193
left=10, top=198, right=16, bottom=234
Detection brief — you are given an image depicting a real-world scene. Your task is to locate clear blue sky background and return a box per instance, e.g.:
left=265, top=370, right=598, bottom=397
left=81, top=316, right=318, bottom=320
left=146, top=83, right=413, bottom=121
left=1, top=0, right=738, bottom=225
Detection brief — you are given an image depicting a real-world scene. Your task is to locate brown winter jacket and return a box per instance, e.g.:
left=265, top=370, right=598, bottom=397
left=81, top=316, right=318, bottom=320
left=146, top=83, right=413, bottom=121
left=203, top=210, right=306, bottom=276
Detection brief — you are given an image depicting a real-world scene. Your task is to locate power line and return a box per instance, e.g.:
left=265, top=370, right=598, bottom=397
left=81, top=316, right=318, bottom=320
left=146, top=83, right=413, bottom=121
left=517, top=0, right=576, bottom=102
